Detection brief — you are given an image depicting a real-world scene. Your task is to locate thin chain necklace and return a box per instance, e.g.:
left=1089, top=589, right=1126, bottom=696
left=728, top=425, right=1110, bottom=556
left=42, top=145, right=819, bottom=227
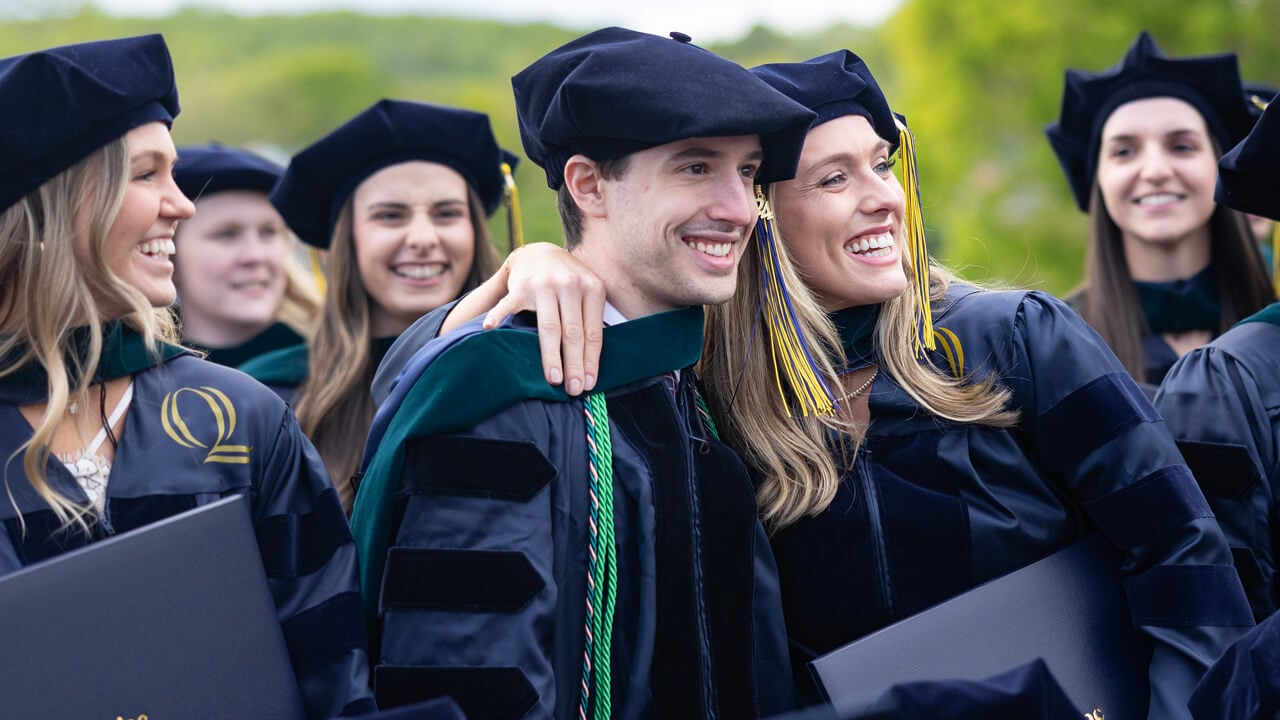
left=837, top=368, right=878, bottom=403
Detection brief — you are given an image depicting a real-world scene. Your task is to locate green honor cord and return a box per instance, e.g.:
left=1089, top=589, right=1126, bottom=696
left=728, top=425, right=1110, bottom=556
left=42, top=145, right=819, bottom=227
left=694, top=390, right=720, bottom=440
left=580, top=392, right=617, bottom=720
left=577, top=386, right=718, bottom=719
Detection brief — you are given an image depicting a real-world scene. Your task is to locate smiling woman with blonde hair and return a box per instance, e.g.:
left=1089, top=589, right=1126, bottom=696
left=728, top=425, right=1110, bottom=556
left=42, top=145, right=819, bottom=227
left=171, top=143, right=321, bottom=367
left=0, top=35, right=373, bottom=718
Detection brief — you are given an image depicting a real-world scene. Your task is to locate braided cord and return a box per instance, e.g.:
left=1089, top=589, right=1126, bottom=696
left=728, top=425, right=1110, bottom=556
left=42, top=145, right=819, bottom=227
left=579, top=392, right=616, bottom=720
left=694, top=389, right=720, bottom=440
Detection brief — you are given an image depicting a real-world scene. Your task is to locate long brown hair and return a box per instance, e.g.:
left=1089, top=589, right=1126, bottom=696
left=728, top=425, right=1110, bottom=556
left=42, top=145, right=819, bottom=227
left=1073, top=183, right=1273, bottom=379
left=293, top=187, right=501, bottom=512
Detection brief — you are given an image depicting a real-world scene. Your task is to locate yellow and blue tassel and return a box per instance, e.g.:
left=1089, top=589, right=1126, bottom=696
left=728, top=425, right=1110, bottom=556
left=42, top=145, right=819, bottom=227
left=754, top=185, right=836, bottom=418
left=502, top=162, right=524, bottom=253
left=894, top=115, right=936, bottom=357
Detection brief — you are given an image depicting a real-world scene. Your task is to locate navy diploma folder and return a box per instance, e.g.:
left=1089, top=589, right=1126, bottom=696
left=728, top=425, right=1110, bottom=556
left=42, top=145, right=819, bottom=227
left=0, top=495, right=306, bottom=719
left=809, top=534, right=1152, bottom=718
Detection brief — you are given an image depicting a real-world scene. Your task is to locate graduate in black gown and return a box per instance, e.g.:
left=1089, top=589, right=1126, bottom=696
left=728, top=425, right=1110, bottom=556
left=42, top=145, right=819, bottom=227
left=705, top=49, right=1248, bottom=720
left=1046, top=31, right=1273, bottom=393
left=241, top=100, right=511, bottom=512
left=0, top=35, right=374, bottom=718
left=172, top=143, right=321, bottom=368
left=1156, top=89, right=1280, bottom=720
left=351, top=27, right=816, bottom=719
left=1156, top=88, right=1280, bottom=624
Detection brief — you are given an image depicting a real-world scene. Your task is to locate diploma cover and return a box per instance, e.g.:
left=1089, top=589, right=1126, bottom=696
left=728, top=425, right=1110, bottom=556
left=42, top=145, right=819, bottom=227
left=810, top=534, right=1151, bottom=718
left=0, top=495, right=306, bottom=718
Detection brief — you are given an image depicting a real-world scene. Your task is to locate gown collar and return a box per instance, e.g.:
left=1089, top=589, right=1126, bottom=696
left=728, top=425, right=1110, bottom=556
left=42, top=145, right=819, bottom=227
left=0, top=322, right=187, bottom=404
left=1133, top=266, right=1219, bottom=334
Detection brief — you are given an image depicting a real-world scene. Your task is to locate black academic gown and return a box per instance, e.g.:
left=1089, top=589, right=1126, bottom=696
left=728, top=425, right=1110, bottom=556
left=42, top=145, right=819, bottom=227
left=0, top=327, right=375, bottom=719
left=774, top=285, right=1251, bottom=720
left=352, top=307, right=794, bottom=719
left=1156, top=303, right=1280, bottom=621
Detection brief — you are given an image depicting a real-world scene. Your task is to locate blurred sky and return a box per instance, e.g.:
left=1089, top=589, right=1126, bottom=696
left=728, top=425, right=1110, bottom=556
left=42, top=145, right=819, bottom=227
left=75, top=0, right=903, bottom=41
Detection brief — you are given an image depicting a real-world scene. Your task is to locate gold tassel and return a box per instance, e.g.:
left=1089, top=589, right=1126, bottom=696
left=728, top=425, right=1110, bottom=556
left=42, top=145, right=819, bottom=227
left=308, top=247, right=327, bottom=295
left=1271, top=223, right=1279, bottom=299
left=755, top=185, right=835, bottom=417
left=895, top=115, right=935, bottom=356
left=502, top=162, right=524, bottom=253
left=1245, top=93, right=1275, bottom=296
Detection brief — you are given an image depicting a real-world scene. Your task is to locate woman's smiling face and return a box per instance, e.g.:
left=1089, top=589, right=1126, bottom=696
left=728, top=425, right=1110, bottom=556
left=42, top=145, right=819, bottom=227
left=1095, top=96, right=1219, bottom=250
left=773, top=114, right=909, bottom=312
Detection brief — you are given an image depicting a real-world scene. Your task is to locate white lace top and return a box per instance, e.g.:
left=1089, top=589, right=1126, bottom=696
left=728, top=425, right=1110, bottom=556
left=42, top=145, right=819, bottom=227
left=58, top=381, right=134, bottom=516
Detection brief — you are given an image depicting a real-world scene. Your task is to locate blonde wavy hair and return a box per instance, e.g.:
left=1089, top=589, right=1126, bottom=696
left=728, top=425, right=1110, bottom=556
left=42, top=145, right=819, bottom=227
left=0, top=136, right=180, bottom=533
left=293, top=189, right=501, bottom=512
left=276, top=241, right=323, bottom=339
left=701, top=190, right=1016, bottom=533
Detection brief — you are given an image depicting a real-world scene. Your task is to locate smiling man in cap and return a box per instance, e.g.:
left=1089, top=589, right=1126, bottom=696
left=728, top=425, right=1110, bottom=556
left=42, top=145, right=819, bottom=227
left=351, top=27, right=814, bottom=719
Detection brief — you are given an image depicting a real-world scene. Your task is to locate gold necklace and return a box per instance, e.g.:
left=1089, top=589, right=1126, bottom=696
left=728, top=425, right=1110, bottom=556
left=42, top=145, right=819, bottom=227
left=837, top=368, right=878, bottom=403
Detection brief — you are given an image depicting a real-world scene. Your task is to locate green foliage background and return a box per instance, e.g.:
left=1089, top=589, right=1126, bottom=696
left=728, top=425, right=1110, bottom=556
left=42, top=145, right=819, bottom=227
left=3, top=1, right=1277, bottom=295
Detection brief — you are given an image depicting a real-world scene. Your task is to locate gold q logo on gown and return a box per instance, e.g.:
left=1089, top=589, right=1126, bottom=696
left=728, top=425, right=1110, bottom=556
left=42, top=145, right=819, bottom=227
left=161, top=387, right=251, bottom=464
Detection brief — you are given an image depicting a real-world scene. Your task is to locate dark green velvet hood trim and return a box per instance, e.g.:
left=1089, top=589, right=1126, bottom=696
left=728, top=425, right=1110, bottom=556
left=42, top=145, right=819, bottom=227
left=1235, top=301, right=1280, bottom=330
left=0, top=322, right=187, bottom=404
left=190, top=322, right=303, bottom=369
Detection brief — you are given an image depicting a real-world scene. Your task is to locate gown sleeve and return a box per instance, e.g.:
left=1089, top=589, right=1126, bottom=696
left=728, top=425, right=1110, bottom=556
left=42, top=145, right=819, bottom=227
left=1007, top=292, right=1253, bottom=720
left=1156, top=330, right=1279, bottom=621
left=254, top=404, right=377, bottom=718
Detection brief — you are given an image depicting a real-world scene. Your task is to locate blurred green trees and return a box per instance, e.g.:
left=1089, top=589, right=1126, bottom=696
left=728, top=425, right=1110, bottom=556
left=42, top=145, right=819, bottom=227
left=3, top=2, right=1276, bottom=294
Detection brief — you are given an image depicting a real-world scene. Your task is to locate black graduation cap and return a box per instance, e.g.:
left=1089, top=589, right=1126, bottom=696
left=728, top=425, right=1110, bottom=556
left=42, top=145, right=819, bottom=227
left=747, top=50, right=939, bottom=361
left=1046, top=31, right=1254, bottom=211
left=175, top=144, right=283, bottom=200
left=270, top=99, right=518, bottom=248
left=0, top=34, right=179, bottom=213
left=1217, top=98, right=1280, bottom=220
left=511, top=26, right=816, bottom=189
left=750, top=50, right=899, bottom=151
